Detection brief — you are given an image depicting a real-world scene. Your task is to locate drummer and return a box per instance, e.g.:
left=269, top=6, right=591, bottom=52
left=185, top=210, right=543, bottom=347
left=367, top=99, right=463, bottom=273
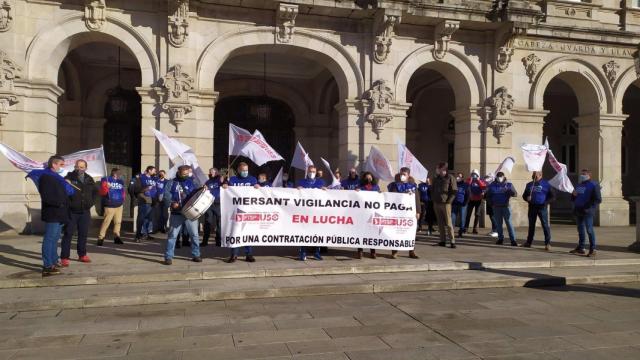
left=222, top=162, right=260, bottom=263
left=163, top=165, right=202, bottom=265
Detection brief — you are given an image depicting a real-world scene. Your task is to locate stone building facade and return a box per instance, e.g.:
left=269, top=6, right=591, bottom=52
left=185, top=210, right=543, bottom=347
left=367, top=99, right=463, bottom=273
left=0, top=0, right=639, bottom=233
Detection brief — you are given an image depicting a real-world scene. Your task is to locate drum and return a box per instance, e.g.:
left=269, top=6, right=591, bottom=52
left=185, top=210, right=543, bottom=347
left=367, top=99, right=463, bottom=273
left=181, top=187, right=214, bottom=220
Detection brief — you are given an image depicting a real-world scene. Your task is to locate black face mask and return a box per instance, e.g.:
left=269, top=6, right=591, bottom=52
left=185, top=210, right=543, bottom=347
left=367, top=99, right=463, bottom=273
left=364, top=178, right=372, bottom=184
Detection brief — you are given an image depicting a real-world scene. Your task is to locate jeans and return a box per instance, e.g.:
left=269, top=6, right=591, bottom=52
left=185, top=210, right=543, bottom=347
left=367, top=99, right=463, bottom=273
left=451, top=203, right=467, bottom=232
left=527, top=205, right=551, bottom=245
left=42, top=222, right=62, bottom=268
left=465, top=200, right=482, bottom=231
left=203, top=202, right=221, bottom=246
left=299, top=246, right=320, bottom=258
left=136, top=202, right=153, bottom=238
left=576, top=213, right=596, bottom=251
left=165, top=213, right=200, bottom=260
left=493, top=206, right=516, bottom=243
left=156, top=204, right=168, bottom=232
left=61, top=210, right=91, bottom=258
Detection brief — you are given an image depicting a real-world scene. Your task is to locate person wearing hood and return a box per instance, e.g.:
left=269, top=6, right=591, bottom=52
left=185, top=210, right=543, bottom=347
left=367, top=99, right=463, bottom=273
left=387, top=168, right=420, bottom=259
left=163, top=165, right=202, bottom=265
left=451, top=172, right=470, bottom=239
left=296, top=165, right=326, bottom=261
left=355, top=171, right=380, bottom=259
left=341, top=167, right=360, bottom=190
left=432, top=162, right=458, bottom=248
left=485, top=171, right=518, bottom=246
left=464, top=169, right=487, bottom=235
left=60, top=159, right=97, bottom=267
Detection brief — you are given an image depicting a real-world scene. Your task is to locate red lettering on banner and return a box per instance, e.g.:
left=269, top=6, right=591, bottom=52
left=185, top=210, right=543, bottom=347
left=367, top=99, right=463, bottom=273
left=235, top=134, right=278, bottom=159
left=312, top=216, right=354, bottom=225
left=292, top=215, right=309, bottom=223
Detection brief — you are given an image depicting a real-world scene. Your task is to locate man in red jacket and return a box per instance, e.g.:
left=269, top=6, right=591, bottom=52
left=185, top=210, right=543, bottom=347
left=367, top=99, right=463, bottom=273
left=464, top=169, right=487, bottom=235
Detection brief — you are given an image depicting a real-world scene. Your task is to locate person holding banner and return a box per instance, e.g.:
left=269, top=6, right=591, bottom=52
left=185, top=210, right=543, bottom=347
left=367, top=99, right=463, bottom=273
left=316, top=169, right=327, bottom=187
left=432, top=162, right=457, bottom=248
left=451, top=173, right=470, bottom=239
left=202, top=168, right=224, bottom=247
left=355, top=171, right=381, bottom=259
left=485, top=172, right=518, bottom=246
left=418, top=178, right=436, bottom=236
left=341, top=168, right=360, bottom=190
left=464, top=169, right=487, bottom=235
left=133, top=166, right=158, bottom=242
left=281, top=172, right=294, bottom=188
left=258, top=172, right=271, bottom=187
left=570, top=169, right=601, bottom=257
left=97, top=168, right=125, bottom=246
left=163, top=165, right=202, bottom=265
left=522, top=171, right=556, bottom=250
left=387, top=169, right=420, bottom=259
left=60, top=160, right=97, bottom=266
left=223, top=162, right=259, bottom=263
left=296, top=165, right=326, bottom=261
left=33, top=155, right=73, bottom=276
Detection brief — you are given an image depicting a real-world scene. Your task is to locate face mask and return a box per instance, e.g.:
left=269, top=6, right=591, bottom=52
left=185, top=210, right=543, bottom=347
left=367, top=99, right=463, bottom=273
left=497, top=176, right=505, bottom=183
left=472, top=174, right=478, bottom=179
left=308, top=172, right=316, bottom=179
left=239, top=171, right=249, bottom=178
left=283, top=175, right=289, bottom=181
left=400, top=175, right=408, bottom=182
left=259, top=178, right=267, bottom=183
left=579, top=175, right=589, bottom=183
left=364, top=178, right=372, bottom=184
left=456, top=177, right=462, bottom=182
left=56, top=168, right=65, bottom=174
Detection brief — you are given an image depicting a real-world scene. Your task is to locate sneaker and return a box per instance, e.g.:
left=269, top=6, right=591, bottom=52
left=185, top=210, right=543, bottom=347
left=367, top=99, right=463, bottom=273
left=299, top=255, right=307, bottom=261
left=42, top=266, right=61, bottom=276
left=96, top=238, right=104, bottom=246
left=409, top=251, right=419, bottom=259
left=114, top=237, right=124, bottom=245
left=489, top=232, right=498, bottom=238
left=391, top=250, right=398, bottom=259
left=587, top=249, right=596, bottom=257
left=145, top=235, right=155, bottom=241
left=78, top=255, right=91, bottom=263
left=192, top=257, right=202, bottom=263
left=544, top=244, right=551, bottom=251
left=510, top=242, right=519, bottom=247
left=60, top=258, right=70, bottom=267
left=522, top=242, right=532, bottom=248
left=163, top=259, right=172, bottom=265
left=437, top=242, right=446, bottom=247
left=313, top=253, right=323, bottom=261
left=226, top=256, right=237, bottom=263
left=450, top=243, right=457, bottom=249
left=426, top=230, right=432, bottom=236
left=134, top=237, right=142, bottom=243
left=245, top=255, right=256, bottom=263
left=569, top=248, right=586, bottom=255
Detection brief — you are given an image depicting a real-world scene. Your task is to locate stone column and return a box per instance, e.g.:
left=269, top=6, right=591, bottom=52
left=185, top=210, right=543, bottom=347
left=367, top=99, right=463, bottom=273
left=335, top=99, right=364, bottom=172
left=595, top=114, right=628, bottom=226
left=190, top=89, right=217, bottom=172
left=629, top=196, right=640, bottom=252
left=0, top=80, right=63, bottom=233
left=451, top=106, right=484, bottom=175
left=136, top=86, right=160, bottom=171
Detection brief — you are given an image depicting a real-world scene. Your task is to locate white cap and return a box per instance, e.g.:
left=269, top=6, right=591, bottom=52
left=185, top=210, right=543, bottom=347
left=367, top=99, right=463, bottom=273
left=471, top=169, right=480, bottom=176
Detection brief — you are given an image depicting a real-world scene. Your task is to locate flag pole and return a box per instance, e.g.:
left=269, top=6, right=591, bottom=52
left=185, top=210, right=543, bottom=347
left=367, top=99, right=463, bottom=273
left=100, top=144, right=107, bottom=178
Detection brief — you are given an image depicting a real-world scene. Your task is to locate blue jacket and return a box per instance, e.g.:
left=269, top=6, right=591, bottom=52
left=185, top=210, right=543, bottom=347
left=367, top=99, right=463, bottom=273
left=205, top=175, right=224, bottom=203
left=572, top=180, right=602, bottom=215
left=156, top=178, right=167, bottom=201
left=258, top=181, right=271, bottom=188
left=169, top=176, right=198, bottom=213
left=281, top=180, right=294, bottom=188
left=486, top=181, right=517, bottom=207
left=523, top=179, right=556, bottom=207
left=387, top=181, right=417, bottom=194
left=296, top=177, right=324, bottom=189
left=229, top=175, right=257, bottom=187
left=453, top=181, right=470, bottom=206
left=100, top=176, right=125, bottom=208
left=357, top=183, right=380, bottom=192
left=341, top=177, right=360, bottom=190
left=418, top=183, right=431, bottom=203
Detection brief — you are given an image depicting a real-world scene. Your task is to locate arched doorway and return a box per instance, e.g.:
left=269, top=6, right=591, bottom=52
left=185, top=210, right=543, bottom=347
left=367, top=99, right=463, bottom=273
left=622, top=83, right=640, bottom=224
left=406, top=68, right=456, bottom=176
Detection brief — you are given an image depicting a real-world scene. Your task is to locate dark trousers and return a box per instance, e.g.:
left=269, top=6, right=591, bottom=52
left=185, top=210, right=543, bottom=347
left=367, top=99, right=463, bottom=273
left=203, top=202, right=221, bottom=246
left=526, top=205, right=551, bottom=245
left=136, top=202, right=153, bottom=238
left=61, top=210, right=91, bottom=258
left=465, top=200, right=482, bottom=231
left=420, top=201, right=435, bottom=230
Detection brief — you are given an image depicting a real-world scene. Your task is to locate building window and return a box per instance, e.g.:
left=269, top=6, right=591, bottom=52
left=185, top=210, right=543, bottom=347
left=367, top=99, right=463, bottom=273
left=561, top=144, right=577, bottom=174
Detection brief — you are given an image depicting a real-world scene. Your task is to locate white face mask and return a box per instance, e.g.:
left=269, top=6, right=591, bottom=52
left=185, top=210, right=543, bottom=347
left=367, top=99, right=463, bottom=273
left=308, top=172, right=316, bottom=179
left=400, top=175, right=408, bottom=182
left=497, top=176, right=505, bottom=183
left=283, top=175, right=289, bottom=181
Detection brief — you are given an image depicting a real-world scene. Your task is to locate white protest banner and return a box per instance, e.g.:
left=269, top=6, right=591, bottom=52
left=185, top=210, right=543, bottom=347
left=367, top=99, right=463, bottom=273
left=365, top=145, right=395, bottom=181
left=61, top=146, right=107, bottom=178
left=520, top=143, right=548, bottom=171
left=221, top=187, right=417, bottom=250
left=397, top=142, right=428, bottom=182
left=0, top=142, right=45, bottom=172
left=152, top=128, right=207, bottom=184
left=547, top=149, right=574, bottom=193
left=228, top=124, right=283, bottom=166
left=320, top=157, right=341, bottom=188
left=272, top=167, right=283, bottom=188
left=292, top=141, right=314, bottom=171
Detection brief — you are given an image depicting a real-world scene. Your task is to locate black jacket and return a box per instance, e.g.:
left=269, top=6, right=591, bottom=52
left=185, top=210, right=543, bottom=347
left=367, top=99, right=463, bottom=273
left=65, top=171, right=97, bottom=213
left=39, top=173, right=70, bottom=223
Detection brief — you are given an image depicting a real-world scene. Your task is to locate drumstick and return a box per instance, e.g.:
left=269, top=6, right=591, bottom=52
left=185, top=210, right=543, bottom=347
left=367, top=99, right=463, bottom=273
left=65, top=180, right=82, bottom=191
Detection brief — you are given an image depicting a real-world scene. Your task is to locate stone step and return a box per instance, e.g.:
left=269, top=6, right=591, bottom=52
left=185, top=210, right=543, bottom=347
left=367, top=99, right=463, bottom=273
left=1, top=265, right=639, bottom=312
left=3, top=257, right=640, bottom=289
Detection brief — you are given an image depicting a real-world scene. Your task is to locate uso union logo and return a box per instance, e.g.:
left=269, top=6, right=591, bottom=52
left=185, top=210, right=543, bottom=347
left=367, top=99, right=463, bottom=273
left=370, top=213, right=414, bottom=229
left=233, top=209, right=279, bottom=223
